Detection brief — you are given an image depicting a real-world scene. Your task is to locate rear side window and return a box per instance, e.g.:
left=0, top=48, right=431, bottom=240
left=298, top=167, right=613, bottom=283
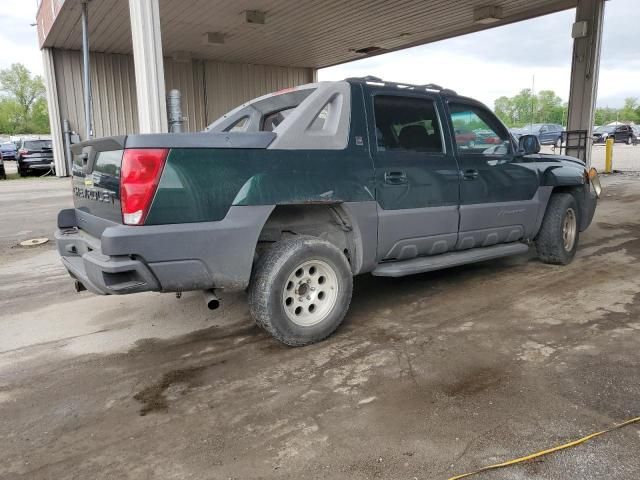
left=374, top=95, right=444, bottom=153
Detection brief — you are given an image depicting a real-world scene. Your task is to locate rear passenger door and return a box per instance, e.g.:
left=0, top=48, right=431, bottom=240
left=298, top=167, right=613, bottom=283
left=445, top=100, right=541, bottom=250
left=368, top=92, right=460, bottom=261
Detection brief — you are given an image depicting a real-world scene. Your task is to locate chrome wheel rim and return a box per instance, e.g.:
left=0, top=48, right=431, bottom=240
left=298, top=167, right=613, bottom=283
left=563, top=208, right=577, bottom=251
left=282, top=259, right=339, bottom=327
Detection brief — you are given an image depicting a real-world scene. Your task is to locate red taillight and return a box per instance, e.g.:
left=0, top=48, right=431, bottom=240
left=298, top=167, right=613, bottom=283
left=120, top=148, right=168, bottom=225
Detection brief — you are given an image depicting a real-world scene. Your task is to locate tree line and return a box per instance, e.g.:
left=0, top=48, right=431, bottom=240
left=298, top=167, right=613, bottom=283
left=0, top=63, right=50, bottom=134
left=494, top=88, right=640, bottom=128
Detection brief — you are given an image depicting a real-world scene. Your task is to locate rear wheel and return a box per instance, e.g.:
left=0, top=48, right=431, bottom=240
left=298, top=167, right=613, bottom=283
left=627, top=136, right=633, bottom=145
left=555, top=136, right=562, bottom=148
left=536, top=193, right=580, bottom=265
left=248, top=235, right=353, bottom=346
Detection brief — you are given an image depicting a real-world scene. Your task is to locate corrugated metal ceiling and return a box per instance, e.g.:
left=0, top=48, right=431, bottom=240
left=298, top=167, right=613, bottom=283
left=44, top=0, right=577, bottom=68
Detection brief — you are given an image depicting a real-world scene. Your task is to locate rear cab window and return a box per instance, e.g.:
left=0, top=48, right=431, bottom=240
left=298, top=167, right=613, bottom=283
left=207, top=87, right=317, bottom=133
left=24, top=140, right=52, bottom=150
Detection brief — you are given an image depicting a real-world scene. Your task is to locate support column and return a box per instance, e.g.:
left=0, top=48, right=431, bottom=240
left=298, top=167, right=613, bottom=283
left=566, top=0, right=605, bottom=166
left=81, top=1, right=92, bottom=139
left=129, top=0, right=168, bottom=133
left=42, top=48, right=67, bottom=177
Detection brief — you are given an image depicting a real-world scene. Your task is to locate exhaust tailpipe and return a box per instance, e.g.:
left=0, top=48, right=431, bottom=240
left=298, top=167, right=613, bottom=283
left=203, top=289, right=220, bottom=310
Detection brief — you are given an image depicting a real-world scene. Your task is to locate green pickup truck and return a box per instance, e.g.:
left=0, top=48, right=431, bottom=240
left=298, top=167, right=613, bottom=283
left=55, top=77, right=600, bottom=346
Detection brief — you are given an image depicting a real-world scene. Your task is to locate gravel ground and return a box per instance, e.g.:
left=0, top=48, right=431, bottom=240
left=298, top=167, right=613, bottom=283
left=1, top=166, right=639, bottom=480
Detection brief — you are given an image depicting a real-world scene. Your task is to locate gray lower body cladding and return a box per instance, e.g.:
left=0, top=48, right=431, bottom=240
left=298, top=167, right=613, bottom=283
left=55, top=205, right=274, bottom=295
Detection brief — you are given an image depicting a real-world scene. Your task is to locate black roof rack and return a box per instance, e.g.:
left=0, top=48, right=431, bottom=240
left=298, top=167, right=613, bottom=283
left=345, top=76, right=457, bottom=96
left=345, top=75, right=384, bottom=83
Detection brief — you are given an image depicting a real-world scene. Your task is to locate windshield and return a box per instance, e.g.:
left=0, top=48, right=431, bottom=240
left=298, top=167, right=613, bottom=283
left=1, top=142, right=14, bottom=149
left=24, top=140, right=52, bottom=150
left=594, top=126, right=614, bottom=133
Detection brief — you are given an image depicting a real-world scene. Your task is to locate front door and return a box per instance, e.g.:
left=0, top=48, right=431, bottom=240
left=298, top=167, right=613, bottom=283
left=445, top=100, right=541, bottom=250
left=368, top=92, right=460, bottom=261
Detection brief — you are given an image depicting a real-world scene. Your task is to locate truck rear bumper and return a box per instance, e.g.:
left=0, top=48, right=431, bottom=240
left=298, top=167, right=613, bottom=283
left=55, top=228, right=160, bottom=295
left=55, top=206, right=274, bottom=295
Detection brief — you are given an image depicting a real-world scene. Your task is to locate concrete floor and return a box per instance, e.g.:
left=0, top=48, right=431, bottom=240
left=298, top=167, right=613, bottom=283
left=1, top=169, right=640, bottom=479
left=540, top=143, right=639, bottom=172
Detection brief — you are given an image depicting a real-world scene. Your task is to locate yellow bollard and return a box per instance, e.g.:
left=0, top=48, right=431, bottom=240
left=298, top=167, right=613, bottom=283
left=605, top=137, right=614, bottom=173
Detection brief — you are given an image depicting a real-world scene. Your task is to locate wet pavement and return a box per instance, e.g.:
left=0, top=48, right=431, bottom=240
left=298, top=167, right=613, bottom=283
left=1, top=172, right=639, bottom=479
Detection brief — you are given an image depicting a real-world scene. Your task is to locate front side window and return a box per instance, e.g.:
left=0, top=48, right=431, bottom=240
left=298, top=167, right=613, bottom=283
left=448, top=103, right=511, bottom=155
left=374, top=95, right=444, bottom=153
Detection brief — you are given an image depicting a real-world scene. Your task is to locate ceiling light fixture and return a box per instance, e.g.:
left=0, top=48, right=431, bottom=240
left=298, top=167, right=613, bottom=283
left=473, top=5, right=503, bottom=24
left=245, top=10, right=266, bottom=25
left=202, top=32, right=225, bottom=45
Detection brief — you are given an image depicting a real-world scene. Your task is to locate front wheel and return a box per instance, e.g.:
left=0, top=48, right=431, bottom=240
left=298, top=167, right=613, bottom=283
left=535, top=193, right=580, bottom=265
left=248, top=235, right=353, bottom=346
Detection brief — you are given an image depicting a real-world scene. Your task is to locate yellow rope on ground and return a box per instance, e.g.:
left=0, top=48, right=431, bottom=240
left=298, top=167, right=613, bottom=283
left=447, top=416, right=640, bottom=480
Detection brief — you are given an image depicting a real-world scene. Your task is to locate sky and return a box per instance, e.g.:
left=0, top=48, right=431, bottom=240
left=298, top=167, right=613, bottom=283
left=320, top=0, right=640, bottom=108
left=0, top=0, right=638, bottom=109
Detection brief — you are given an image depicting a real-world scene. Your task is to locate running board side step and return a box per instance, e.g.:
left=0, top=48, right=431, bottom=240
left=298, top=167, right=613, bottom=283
left=372, top=243, right=530, bottom=277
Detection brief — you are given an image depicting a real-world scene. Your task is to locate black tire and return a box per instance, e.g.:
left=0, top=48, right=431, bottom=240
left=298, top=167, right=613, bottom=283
left=627, top=136, right=633, bottom=145
left=555, top=136, right=562, bottom=148
left=535, top=193, right=580, bottom=265
left=248, top=235, right=353, bottom=346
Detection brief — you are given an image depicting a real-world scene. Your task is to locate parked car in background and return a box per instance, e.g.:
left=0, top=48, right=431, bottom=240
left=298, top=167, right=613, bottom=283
left=16, top=139, right=54, bottom=176
left=592, top=125, right=615, bottom=143
left=0, top=142, right=17, bottom=161
left=454, top=128, right=476, bottom=146
left=512, top=123, right=564, bottom=147
left=632, top=126, right=640, bottom=145
left=593, top=124, right=636, bottom=144
left=474, top=129, right=501, bottom=144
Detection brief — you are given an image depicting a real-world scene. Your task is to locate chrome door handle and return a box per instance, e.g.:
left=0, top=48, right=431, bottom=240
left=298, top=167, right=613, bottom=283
left=462, top=169, right=479, bottom=180
left=384, top=171, right=408, bottom=185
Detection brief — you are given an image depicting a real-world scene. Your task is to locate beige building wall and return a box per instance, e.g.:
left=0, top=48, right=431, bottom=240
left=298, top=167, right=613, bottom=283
left=51, top=48, right=314, bottom=141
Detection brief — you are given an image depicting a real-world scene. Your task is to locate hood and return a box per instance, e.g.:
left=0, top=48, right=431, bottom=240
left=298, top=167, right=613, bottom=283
left=539, top=153, right=586, bottom=168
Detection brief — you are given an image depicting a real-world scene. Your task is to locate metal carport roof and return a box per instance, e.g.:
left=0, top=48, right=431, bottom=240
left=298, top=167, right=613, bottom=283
left=40, top=0, right=577, bottom=68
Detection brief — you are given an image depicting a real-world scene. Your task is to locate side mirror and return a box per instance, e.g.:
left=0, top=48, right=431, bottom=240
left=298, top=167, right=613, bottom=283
left=518, top=134, right=540, bottom=154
